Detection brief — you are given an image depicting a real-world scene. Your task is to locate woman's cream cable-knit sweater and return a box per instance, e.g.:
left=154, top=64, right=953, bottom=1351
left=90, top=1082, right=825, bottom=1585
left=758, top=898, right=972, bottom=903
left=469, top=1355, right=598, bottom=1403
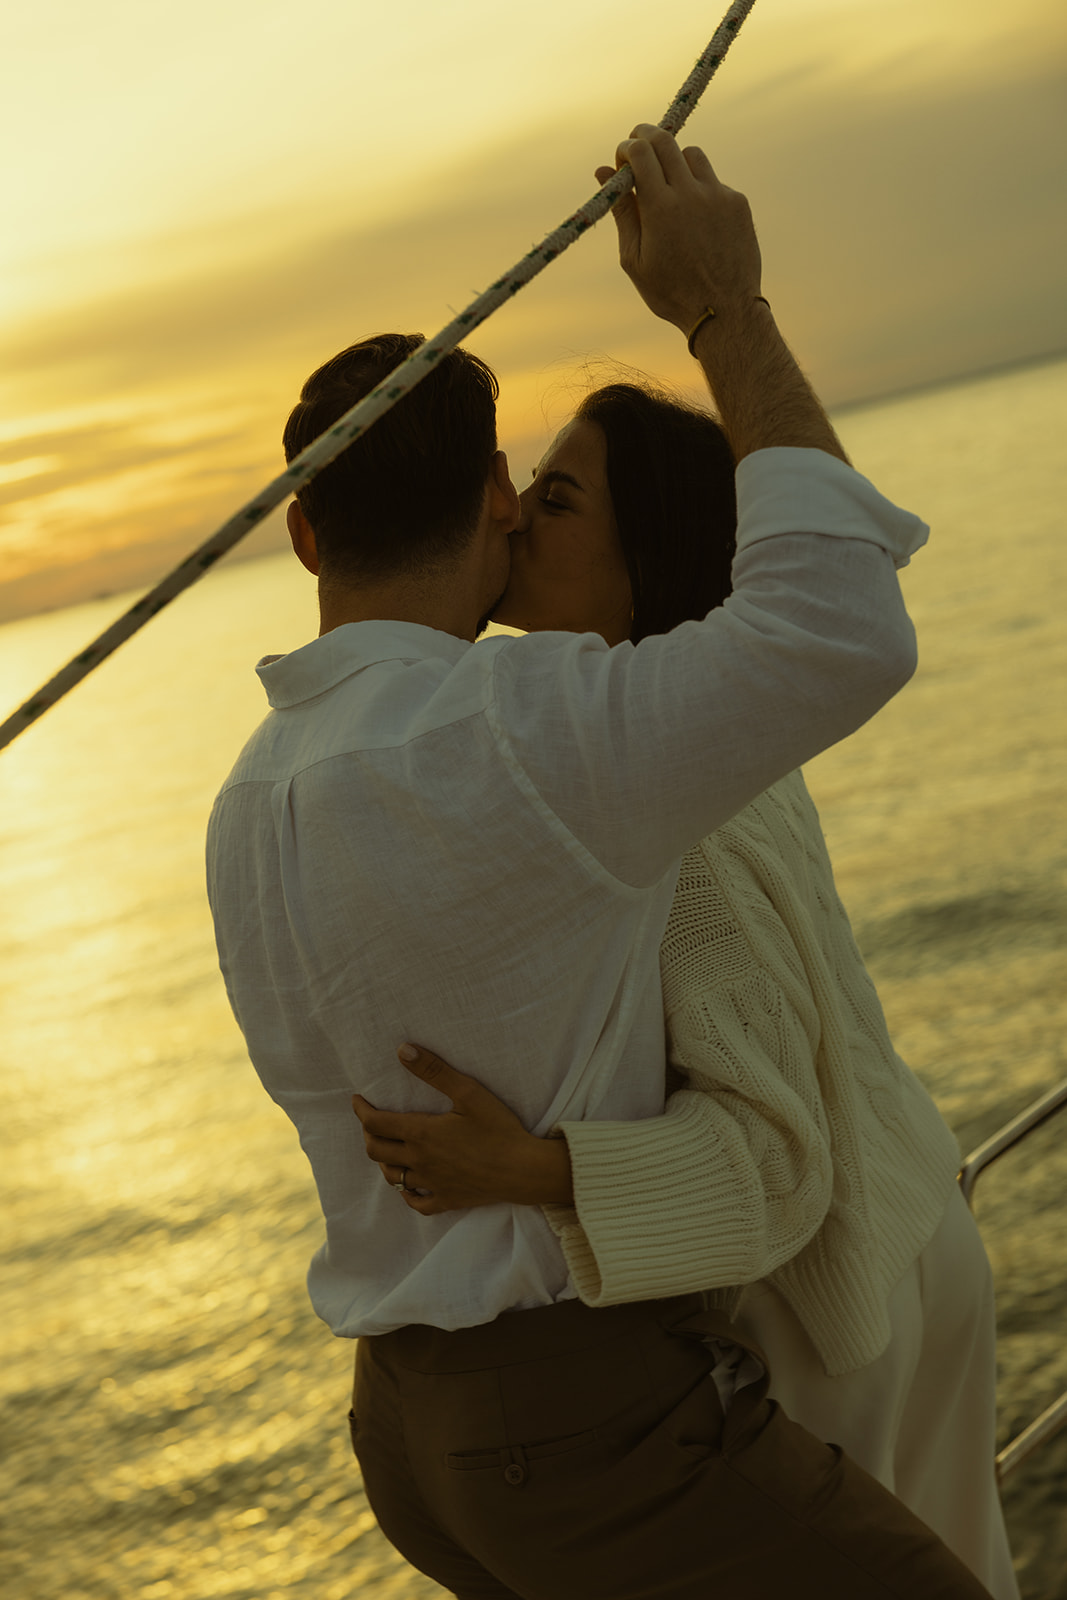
left=542, top=769, right=962, bottom=1376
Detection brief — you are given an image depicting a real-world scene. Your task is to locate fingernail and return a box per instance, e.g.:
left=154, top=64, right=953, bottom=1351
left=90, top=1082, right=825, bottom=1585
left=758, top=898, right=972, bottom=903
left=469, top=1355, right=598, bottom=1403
left=398, top=1044, right=419, bottom=1062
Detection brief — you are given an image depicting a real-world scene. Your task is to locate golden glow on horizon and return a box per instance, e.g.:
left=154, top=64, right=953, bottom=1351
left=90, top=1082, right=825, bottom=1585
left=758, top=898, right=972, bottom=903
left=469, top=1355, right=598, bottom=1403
left=1, top=0, right=1065, bottom=620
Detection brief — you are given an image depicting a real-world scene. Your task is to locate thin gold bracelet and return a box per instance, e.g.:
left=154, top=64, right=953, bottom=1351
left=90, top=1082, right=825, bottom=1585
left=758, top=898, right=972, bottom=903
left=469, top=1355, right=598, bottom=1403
left=686, top=296, right=771, bottom=357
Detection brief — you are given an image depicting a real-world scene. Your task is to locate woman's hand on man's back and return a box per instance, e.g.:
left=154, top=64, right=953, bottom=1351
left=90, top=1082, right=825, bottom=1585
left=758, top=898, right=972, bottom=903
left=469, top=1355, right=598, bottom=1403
left=352, top=1044, right=574, bottom=1213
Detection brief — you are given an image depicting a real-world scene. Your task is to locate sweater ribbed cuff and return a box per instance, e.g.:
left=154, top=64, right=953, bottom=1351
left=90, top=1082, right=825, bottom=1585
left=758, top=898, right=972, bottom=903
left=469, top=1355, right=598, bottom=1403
left=543, top=1091, right=831, bottom=1307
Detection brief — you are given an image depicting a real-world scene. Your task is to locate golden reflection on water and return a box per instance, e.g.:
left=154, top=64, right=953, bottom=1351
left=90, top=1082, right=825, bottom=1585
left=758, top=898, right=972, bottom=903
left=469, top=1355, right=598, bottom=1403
left=1, top=356, right=1065, bottom=1596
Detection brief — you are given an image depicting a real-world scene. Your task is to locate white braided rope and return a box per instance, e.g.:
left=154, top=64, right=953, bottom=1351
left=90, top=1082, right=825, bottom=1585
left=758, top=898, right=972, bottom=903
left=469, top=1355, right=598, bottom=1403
left=0, top=0, right=757, bottom=753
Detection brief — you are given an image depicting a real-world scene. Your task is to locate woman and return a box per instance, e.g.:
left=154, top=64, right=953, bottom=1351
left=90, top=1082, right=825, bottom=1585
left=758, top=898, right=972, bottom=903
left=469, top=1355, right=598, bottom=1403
left=354, top=381, right=1018, bottom=1599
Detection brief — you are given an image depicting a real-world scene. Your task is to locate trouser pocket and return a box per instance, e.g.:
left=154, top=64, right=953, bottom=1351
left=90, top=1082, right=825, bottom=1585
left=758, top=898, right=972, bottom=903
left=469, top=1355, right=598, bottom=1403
left=446, top=1427, right=601, bottom=1489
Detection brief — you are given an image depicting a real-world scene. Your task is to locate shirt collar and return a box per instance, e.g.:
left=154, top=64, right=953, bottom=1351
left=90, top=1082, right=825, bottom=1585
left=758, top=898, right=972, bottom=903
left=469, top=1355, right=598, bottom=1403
left=256, top=620, right=472, bottom=709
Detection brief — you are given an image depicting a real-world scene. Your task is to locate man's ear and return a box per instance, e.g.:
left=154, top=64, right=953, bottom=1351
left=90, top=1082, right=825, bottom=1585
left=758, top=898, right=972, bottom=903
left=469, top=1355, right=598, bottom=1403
left=287, top=499, right=321, bottom=576
left=488, top=450, right=520, bottom=531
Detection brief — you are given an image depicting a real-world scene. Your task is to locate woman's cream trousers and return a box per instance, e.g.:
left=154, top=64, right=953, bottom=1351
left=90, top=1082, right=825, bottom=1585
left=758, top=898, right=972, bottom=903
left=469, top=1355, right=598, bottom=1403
left=732, top=1182, right=1020, bottom=1600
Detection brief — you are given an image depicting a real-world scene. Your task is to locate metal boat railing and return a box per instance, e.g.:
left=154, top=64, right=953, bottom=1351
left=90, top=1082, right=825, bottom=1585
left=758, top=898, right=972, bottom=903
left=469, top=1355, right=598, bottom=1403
left=957, top=1079, right=1067, bottom=1481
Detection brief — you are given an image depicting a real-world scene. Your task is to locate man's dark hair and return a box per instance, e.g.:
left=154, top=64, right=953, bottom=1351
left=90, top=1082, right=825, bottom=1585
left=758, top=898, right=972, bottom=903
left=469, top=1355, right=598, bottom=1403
left=575, top=383, right=736, bottom=644
left=283, top=333, right=499, bottom=583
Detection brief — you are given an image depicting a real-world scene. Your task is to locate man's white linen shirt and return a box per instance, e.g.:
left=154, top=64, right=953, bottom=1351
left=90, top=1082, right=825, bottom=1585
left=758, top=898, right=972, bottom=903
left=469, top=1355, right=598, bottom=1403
left=206, top=447, right=927, bottom=1338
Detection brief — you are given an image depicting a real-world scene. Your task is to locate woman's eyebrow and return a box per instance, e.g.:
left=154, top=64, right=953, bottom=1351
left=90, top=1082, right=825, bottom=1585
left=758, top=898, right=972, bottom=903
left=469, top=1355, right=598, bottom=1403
left=540, top=469, right=585, bottom=494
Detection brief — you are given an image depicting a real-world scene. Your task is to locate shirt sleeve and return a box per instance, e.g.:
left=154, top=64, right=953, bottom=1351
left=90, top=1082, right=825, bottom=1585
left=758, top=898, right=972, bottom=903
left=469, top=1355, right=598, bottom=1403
left=489, top=448, right=927, bottom=887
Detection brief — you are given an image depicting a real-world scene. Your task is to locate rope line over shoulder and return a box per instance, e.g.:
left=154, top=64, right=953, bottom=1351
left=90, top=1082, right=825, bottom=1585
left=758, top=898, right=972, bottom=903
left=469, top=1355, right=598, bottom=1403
left=0, top=0, right=758, bottom=754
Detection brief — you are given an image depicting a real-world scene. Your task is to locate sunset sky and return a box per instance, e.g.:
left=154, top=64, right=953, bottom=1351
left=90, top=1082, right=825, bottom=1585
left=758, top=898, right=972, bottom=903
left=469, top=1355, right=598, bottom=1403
left=1, top=0, right=1064, bottom=621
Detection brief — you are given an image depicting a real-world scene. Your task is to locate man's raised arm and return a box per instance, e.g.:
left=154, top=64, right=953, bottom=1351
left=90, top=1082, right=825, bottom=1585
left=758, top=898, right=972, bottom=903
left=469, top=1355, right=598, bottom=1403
left=496, top=129, right=925, bottom=887
left=597, top=124, right=847, bottom=465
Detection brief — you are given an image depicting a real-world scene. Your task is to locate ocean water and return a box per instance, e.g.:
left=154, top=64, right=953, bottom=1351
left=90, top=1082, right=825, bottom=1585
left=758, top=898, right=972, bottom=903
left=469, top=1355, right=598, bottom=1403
left=2, top=354, right=1065, bottom=1599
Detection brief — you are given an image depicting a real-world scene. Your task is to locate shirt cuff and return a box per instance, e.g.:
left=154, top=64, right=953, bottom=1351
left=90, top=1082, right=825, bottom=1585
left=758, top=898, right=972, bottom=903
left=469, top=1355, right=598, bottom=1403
left=735, top=447, right=929, bottom=570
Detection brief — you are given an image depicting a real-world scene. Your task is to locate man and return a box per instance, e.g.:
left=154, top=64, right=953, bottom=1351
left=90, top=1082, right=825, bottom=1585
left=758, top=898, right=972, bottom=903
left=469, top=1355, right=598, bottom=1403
left=207, top=128, right=991, bottom=1596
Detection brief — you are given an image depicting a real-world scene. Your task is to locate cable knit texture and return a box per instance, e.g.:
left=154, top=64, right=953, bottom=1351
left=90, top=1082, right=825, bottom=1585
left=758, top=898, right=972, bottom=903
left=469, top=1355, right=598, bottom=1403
left=542, top=769, right=961, bottom=1376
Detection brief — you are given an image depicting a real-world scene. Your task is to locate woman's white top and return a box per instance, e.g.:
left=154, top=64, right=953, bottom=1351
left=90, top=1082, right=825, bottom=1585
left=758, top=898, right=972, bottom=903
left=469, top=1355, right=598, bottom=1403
left=544, top=769, right=961, bottom=1376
